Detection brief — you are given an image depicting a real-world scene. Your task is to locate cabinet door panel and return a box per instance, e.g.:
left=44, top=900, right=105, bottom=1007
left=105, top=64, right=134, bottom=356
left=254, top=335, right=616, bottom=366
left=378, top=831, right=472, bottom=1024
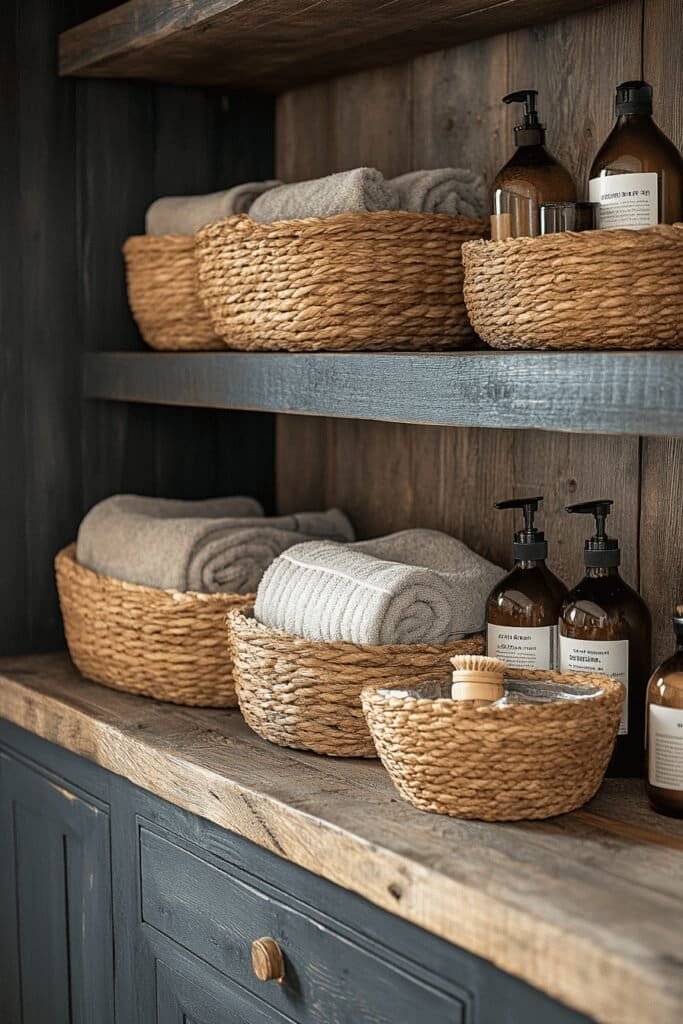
left=0, top=747, right=114, bottom=1024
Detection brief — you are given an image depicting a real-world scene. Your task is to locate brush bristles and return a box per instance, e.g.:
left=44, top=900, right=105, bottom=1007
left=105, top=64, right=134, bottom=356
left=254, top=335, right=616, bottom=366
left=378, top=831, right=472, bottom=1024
left=450, top=654, right=506, bottom=675
left=677, top=604, right=683, bottom=617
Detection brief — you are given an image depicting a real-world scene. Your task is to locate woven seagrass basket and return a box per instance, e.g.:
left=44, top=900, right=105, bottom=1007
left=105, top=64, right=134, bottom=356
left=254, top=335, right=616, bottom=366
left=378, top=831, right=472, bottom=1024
left=194, top=212, right=486, bottom=352
left=361, top=669, right=624, bottom=820
left=462, top=223, right=683, bottom=350
left=228, top=607, right=485, bottom=757
left=55, top=545, right=251, bottom=707
left=123, top=235, right=223, bottom=351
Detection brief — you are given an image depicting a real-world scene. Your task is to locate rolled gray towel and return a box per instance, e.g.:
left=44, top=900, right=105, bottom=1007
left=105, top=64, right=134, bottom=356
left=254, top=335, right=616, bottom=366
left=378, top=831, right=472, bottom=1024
left=389, top=168, right=486, bottom=219
left=145, top=181, right=281, bottom=235
left=76, top=495, right=354, bottom=593
left=255, top=529, right=505, bottom=644
left=248, top=167, right=398, bottom=224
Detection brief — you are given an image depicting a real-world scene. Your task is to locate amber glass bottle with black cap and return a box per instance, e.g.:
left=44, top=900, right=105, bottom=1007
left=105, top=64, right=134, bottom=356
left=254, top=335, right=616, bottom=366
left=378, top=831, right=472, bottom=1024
left=589, top=80, right=683, bottom=228
left=646, top=610, right=683, bottom=818
left=559, top=500, right=652, bottom=776
left=486, top=497, right=567, bottom=670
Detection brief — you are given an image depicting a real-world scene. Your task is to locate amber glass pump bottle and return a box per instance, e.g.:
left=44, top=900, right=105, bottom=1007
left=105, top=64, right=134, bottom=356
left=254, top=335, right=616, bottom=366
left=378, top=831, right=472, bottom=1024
left=589, top=80, right=683, bottom=228
left=646, top=610, right=683, bottom=818
left=486, top=497, right=567, bottom=670
left=491, top=90, right=576, bottom=239
left=559, top=500, right=651, bottom=777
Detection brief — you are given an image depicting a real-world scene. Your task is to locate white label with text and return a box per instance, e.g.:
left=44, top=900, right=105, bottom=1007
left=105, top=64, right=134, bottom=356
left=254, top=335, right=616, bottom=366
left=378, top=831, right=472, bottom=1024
left=589, top=171, right=658, bottom=229
left=487, top=624, right=557, bottom=670
left=559, top=636, right=629, bottom=734
left=648, top=704, right=683, bottom=790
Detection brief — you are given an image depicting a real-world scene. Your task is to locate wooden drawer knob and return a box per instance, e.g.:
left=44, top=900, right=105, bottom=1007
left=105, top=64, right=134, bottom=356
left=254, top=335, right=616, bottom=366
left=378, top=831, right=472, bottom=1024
left=251, top=937, right=285, bottom=983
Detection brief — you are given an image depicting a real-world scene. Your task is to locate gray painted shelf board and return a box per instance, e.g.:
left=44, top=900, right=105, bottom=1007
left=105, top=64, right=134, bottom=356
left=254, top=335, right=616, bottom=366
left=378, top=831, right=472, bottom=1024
left=84, top=350, right=683, bottom=436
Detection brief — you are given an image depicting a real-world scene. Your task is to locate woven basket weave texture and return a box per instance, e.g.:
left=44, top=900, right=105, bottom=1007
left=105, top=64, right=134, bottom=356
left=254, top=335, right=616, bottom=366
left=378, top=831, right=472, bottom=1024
left=228, top=607, right=484, bottom=757
left=462, top=223, right=683, bottom=350
left=361, top=669, right=624, bottom=820
left=194, top=211, right=486, bottom=352
left=56, top=545, right=250, bottom=707
left=123, top=235, right=223, bottom=351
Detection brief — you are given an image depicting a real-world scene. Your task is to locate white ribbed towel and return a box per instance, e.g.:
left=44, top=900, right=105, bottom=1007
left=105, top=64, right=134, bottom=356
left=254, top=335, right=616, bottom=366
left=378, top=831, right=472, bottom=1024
left=76, top=495, right=354, bottom=593
left=255, top=529, right=505, bottom=644
left=145, top=181, right=281, bottom=235
left=248, top=167, right=398, bottom=223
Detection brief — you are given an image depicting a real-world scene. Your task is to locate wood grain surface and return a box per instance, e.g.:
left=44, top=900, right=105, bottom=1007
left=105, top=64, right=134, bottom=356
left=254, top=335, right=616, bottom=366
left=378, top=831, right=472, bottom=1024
left=0, top=654, right=681, bottom=1024
left=59, top=0, right=610, bottom=92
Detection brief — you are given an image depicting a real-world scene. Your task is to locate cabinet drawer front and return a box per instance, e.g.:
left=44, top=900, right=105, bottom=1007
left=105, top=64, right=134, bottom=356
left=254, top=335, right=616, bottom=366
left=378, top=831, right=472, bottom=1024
left=140, top=827, right=468, bottom=1024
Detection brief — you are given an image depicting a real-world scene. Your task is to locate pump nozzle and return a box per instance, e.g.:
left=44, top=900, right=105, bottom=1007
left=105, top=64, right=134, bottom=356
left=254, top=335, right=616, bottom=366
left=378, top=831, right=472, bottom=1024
left=495, top=496, right=547, bottom=561
left=503, top=90, right=545, bottom=145
left=566, top=500, right=620, bottom=567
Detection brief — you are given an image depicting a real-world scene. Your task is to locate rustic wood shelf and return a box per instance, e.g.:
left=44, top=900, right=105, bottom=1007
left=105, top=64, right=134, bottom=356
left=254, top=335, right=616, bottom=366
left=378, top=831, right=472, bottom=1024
left=1, top=653, right=681, bottom=1024
left=59, top=0, right=609, bottom=91
left=84, top=350, right=683, bottom=437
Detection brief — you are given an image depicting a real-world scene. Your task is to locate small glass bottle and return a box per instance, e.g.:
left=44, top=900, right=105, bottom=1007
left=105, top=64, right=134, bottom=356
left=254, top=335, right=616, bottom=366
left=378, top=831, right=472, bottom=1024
left=646, top=610, right=683, bottom=818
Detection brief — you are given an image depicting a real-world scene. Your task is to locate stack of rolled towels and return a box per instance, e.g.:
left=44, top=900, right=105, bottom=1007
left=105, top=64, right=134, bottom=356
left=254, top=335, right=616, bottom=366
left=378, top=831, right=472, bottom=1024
left=145, top=166, right=486, bottom=235
left=254, top=529, right=505, bottom=645
left=76, top=494, right=355, bottom=595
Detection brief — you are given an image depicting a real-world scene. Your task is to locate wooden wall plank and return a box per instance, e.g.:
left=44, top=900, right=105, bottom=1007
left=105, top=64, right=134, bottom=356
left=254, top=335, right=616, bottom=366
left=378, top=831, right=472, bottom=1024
left=641, top=0, right=683, bottom=663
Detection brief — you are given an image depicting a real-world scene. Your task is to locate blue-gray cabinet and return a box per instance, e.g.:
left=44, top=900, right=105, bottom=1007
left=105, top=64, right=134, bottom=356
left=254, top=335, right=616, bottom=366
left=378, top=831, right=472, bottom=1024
left=0, top=720, right=592, bottom=1024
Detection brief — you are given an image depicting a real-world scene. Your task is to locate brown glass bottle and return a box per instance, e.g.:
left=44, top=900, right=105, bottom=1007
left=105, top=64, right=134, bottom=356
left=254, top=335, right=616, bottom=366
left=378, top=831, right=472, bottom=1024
left=589, top=80, right=683, bottom=228
left=492, top=90, right=576, bottom=239
left=487, top=498, right=567, bottom=670
left=645, top=612, right=683, bottom=818
left=558, top=501, right=652, bottom=777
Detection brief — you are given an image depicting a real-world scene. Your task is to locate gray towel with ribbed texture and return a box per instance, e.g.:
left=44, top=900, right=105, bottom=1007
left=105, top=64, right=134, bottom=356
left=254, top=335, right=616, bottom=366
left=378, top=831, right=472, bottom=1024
left=76, top=494, right=354, bottom=593
left=389, top=168, right=486, bottom=219
left=146, top=181, right=281, bottom=235
left=254, top=529, right=505, bottom=644
left=248, top=167, right=398, bottom=223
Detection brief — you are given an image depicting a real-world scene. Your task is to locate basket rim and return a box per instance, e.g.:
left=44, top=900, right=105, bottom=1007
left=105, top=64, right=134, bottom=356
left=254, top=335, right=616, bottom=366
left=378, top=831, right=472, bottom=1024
left=228, top=604, right=484, bottom=656
left=124, top=233, right=195, bottom=250
left=197, top=209, right=487, bottom=240
left=360, top=669, right=624, bottom=717
left=462, top=221, right=683, bottom=255
left=55, top=544, right=253, bottom=605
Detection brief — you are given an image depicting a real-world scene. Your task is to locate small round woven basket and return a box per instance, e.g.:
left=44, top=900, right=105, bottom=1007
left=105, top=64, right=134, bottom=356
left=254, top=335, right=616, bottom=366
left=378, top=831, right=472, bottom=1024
left=228, top=607, right=485, bottom=757
left=123, top=235, right=223, bottom=351
left=361, top=669, right=624, bottom=820
left=462, top=223, right=683, bottom=350
left=194, top=212, right=486, bottom=352
left=55, top=545, right=251, bottom=707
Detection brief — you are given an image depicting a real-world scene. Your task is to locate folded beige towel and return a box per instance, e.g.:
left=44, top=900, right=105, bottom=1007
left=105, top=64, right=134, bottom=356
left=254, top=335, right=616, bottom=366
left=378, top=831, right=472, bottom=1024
left=389, top=168, right=486, bottom=219
left=248, top=167, right=398, bottom=223
left=76, top=494, right=354, bottom=593
left=146, top=181, right=281, bottom=235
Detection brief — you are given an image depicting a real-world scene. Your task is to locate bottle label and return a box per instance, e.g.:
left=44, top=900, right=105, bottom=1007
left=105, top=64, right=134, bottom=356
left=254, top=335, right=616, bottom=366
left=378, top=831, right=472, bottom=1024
left=559, top=636, right=629, bottom=734
left=648, top=705, right=683, bottom=790
left=487, top=624, right=557, bottom=670
left=589, top=171, right=658, bottom=229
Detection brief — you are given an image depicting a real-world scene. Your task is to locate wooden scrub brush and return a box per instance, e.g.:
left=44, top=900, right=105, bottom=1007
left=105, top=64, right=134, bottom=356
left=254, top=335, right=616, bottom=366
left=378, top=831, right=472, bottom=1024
left=450, top=654, right=506, bottom=707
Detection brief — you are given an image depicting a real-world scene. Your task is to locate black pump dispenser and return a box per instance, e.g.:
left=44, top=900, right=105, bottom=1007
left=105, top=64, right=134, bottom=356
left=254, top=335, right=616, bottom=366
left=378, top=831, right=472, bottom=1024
left=495, top=497, right=548, bottom=561
left=566, top=500, right=620, bottom=568
left=503, top=90, right=545, bottom=146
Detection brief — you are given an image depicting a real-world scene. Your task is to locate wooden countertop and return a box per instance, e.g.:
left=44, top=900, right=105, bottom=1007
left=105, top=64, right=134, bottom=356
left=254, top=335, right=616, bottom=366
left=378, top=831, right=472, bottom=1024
left=0, top=654, right=681, bottom=1024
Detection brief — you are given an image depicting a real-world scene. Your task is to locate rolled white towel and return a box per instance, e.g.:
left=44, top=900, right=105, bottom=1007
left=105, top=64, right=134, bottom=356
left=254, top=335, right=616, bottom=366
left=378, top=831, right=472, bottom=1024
left=76, top=496, right=354, bottom=593
left=248, top=167, right=398, bottom=223
left=145, top=181, right=281, bottom=235
left=255, top=542, right=456, bottom=645
left=389, top=168, right=486, bottom=219
left=255, top=529, right=505, bottom=644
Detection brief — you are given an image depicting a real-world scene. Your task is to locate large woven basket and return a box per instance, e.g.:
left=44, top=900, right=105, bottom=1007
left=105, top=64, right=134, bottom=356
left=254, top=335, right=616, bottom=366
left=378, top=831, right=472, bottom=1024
left=194, top=212, right=486, bottom=352
left=228, top=607, right=484, bottom=757
left=55, top=545, right=251, bottom=707
left=362, top=669, right=624, bottom=820
left=123, top=235, right=223, bottom=351
left=462, top=223, right=683, bottom=350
